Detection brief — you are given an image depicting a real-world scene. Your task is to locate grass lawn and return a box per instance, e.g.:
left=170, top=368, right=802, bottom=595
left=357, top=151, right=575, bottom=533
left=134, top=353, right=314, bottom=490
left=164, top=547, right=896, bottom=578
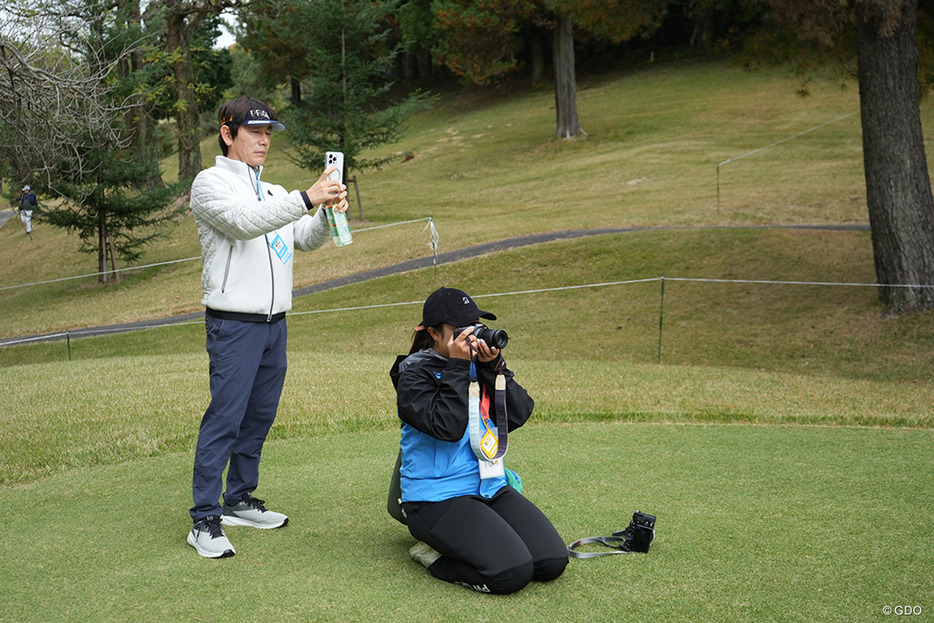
left=1, top=423, right=930, bottom=623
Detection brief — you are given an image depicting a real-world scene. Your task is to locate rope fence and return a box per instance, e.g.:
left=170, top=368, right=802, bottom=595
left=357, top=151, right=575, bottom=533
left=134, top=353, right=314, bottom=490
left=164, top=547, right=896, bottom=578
left=5, top=275, right=932, bottom=363
left=715, top=111, right=859, bottom=213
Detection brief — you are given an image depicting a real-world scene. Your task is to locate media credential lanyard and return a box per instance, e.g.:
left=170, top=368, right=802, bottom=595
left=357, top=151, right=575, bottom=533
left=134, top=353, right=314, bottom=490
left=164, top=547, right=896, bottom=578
left=467, top=354, right=509, bottom=485
left=255, top=168, right=292, bottom=265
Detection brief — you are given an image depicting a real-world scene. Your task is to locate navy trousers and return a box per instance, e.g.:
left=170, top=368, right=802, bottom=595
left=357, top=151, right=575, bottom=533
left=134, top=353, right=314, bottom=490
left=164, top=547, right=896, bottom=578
left=190, top=316, right=288, bottom=521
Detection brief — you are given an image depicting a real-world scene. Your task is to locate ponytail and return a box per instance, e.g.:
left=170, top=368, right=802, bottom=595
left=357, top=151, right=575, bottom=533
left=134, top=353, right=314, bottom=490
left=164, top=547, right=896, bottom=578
left=409, top=325, right=441, bottom=354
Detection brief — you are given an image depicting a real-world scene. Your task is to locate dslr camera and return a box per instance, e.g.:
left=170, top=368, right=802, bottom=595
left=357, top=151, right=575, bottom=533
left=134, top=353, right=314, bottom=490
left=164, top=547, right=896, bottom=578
left=613, top=511, right=655, bottom=553
left=454, top=323, right=508, bottom=349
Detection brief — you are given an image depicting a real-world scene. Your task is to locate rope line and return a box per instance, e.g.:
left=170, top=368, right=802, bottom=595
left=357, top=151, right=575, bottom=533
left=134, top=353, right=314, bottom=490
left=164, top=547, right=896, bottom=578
left=0, top=256, right=202, bottom=291
left=352, top=217, right=432, bottom=232
left=663, top=276, right=934, bottom=288
left=717, top=111, right=859, bottom=168
left=6, top=275, right=932, bottom=347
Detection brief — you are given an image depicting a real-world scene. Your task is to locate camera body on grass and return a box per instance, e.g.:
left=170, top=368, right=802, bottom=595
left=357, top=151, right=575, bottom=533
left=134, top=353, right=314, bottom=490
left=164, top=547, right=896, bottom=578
left=614, top=511, right=656, bottom=553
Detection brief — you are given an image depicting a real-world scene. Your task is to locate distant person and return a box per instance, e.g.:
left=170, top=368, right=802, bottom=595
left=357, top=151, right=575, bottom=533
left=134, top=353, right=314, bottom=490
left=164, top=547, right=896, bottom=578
left=14, top=185, right=37, bottom=234
left=389, top=287, right=568, bottom=593
left=186, top=96, right=349, bottom=559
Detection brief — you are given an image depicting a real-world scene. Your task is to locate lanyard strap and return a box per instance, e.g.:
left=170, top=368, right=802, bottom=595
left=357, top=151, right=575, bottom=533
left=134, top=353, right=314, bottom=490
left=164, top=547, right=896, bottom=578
left=253, top=168, right=264, bottom=201
left=467, top=352, right=508, bottom=463
left=567, top=513, right=656, bottom=558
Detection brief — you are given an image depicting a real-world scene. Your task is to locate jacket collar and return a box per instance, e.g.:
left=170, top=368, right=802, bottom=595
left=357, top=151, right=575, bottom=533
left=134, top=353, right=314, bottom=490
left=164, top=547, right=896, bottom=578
left=215, top=155, right=263, bottom=179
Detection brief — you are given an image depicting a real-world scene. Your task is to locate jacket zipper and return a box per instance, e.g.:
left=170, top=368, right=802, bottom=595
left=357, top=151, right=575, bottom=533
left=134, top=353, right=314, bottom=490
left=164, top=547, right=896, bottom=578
left=265, top=235, right=275, bottom=321
left=252, top=167, right=276, bottom=322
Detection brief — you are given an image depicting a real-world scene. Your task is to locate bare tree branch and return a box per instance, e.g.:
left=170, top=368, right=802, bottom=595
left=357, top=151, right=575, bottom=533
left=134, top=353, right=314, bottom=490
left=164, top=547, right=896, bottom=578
left=0, top=3, right=135, bottom=193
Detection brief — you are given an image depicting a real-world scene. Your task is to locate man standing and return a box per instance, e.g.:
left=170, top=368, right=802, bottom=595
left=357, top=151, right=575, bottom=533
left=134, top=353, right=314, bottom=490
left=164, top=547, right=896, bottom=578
left=187, top=96, right=349, bottom=559
left=15, top=185, right=37, bottom=235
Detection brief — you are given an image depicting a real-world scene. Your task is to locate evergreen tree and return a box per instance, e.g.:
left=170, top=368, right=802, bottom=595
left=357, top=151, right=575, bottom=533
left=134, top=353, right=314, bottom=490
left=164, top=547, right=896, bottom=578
left=44, top=148, right=182, bottom=282
left=0, top=1, right=185, bottom=282
left=243, top=0, right=432, bottom=177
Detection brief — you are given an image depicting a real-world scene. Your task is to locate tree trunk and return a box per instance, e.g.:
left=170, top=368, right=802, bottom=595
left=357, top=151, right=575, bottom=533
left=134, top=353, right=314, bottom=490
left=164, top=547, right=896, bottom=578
left=97, top=220, right=107, bottom=283
left=415, top=50, right=432, bottom=80
left=856, top=0, right=934, bottom=315
left=553, top=14, right=584, bottom=139
left=167, top=8, right=203, bottom=184
left=290, top=76, right=302, bottom=104
left=691, top=4, right=714, bottom=50
left=530, top=29, right=547, bottom=86
left=107, top=232, right=120, bottom=283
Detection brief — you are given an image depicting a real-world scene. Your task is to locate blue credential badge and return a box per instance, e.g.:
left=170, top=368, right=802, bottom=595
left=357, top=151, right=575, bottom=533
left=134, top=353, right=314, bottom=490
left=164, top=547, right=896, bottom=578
left=268, top=232, right=292, bottom=265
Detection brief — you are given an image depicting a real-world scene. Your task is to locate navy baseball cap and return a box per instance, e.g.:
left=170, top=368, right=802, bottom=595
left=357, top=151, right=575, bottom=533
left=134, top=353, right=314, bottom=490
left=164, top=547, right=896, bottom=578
left=241, top=107, right=285, bottom=131
left=420, top=287, right=496, bottom=328
left=220, top=99, right=285, bottom=131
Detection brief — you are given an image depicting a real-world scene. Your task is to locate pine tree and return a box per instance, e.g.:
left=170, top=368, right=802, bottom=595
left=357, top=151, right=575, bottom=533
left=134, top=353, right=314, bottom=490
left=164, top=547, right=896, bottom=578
left=242, top=0, right=433, bottom=178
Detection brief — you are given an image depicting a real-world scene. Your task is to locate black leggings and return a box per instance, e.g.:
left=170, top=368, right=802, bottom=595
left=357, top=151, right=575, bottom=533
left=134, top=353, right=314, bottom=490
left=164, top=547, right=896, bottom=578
left=402, top=486, right=568, bottom=594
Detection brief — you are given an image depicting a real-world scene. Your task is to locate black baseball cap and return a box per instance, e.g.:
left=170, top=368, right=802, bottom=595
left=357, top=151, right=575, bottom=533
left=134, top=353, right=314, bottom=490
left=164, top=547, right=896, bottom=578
left=419, top=287, right=496, bottom=329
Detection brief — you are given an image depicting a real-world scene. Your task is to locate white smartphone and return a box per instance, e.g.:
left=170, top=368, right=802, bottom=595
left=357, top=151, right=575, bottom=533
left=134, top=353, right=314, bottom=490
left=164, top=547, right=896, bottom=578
left=324, top=151, right=352, bottom=247
left=325, top=151, right=344, bottom=184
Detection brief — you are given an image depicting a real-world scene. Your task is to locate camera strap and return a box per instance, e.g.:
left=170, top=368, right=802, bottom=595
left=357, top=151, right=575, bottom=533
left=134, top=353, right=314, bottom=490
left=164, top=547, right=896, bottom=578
left=467, top=354, right=509, bottom=464
left=567, top=534, right=636, bottom=558
left=567, top=512, right=656, bottom=558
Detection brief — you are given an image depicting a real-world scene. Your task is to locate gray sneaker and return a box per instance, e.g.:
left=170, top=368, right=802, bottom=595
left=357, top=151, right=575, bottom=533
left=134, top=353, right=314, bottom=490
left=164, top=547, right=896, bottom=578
left=187, top=515, right=235, bottom=558
left=409, top=541, right=442, bottom=568
left=222, top=494, right=288, bottom=529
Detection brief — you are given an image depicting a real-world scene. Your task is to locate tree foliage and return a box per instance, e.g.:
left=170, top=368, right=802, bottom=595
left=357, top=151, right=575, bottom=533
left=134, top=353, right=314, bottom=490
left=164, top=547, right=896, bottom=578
left=431, top=0, right=540, bottom=84
left=0, top=1, right=126, bottom=187
left=0, top=1, right=184, bottom=281
left=241, top=0, right=433, bottom=176
left=549, top=0, right=666, bottom=44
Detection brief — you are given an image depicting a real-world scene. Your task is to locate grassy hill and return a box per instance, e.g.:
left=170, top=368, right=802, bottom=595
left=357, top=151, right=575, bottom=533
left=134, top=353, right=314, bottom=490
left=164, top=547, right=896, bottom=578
left=1, top=56, right=933, bottom=623
left=2, top=54, right=932, bottom=472
left=1, top=58, right=876, bottom=337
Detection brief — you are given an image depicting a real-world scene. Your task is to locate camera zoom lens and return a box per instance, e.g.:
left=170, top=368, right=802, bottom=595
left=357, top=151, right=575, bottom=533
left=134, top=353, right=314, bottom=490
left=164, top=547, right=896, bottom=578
left=478, top=327, right=508, bottom=349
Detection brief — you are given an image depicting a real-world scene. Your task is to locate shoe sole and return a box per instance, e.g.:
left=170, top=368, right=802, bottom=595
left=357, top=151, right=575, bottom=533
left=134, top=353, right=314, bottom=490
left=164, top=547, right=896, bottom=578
left=187, top=532, right=236, bottom=558
left=221, top=515, right=288, bottom=529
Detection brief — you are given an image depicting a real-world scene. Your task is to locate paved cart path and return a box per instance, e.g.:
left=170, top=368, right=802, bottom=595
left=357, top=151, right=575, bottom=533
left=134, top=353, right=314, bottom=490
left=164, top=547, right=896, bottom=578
left=0, top=224, right=870, bottom=347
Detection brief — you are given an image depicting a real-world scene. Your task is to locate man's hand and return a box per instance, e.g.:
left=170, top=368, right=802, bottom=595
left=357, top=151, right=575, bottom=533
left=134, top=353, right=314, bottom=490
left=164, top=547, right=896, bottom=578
left=307, top=167, right=349, bottom=212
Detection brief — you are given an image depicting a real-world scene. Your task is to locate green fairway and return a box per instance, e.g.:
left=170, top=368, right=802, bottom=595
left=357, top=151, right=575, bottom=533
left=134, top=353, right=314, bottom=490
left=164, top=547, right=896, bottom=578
left=1, top=423, right=930, bottom=622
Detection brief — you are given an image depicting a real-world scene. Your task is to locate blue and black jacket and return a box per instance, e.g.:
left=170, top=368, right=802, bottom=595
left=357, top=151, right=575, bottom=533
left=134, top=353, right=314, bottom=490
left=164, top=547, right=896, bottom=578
left=389, top=348, right=534, bottom=503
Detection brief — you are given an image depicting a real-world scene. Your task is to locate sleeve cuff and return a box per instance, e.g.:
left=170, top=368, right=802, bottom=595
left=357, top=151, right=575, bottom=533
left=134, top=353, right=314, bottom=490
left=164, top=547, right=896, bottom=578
left=300, top=190, right=313, bottom=210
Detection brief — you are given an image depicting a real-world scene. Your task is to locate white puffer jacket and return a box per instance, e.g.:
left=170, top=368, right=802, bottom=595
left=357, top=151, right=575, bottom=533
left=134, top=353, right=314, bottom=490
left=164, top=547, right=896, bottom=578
left=190, top=156, right=331, bottom=318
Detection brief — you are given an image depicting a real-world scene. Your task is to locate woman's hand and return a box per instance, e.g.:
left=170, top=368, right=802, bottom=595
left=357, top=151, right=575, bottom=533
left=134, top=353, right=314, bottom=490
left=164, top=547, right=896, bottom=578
left=448, top=326, right=475, bottom=360
left=449, top=326, right=500, bottom=362
left=474, top=337, right=500, bottom=363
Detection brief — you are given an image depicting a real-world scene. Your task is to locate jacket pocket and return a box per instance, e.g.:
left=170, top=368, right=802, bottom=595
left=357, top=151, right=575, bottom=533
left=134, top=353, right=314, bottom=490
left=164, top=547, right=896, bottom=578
left=221, top=244, right=233, bottom=293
